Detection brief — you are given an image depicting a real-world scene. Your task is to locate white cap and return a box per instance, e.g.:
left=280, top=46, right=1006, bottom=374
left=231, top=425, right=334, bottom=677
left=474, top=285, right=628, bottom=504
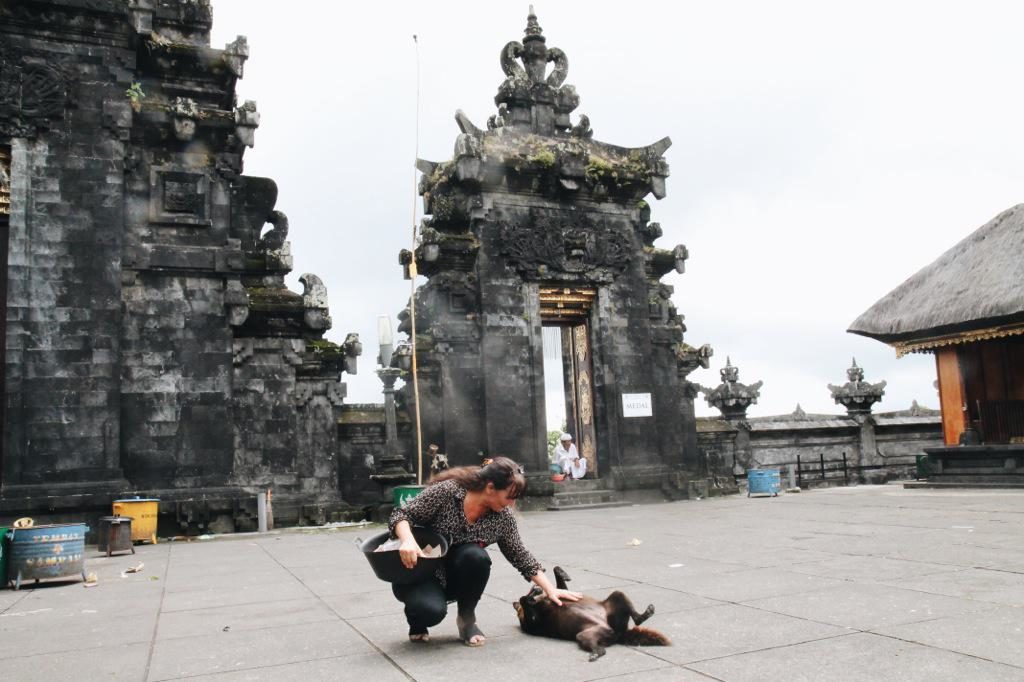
left=560, top=433, right=572, bottom=441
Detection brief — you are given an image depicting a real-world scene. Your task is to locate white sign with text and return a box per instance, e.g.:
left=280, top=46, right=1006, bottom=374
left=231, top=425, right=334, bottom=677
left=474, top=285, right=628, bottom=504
left=622, top=393, right=653, bottom=418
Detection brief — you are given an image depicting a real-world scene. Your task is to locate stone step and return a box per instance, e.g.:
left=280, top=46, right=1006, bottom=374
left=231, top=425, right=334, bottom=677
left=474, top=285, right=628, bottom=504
left=548, top=478, right=606, bottom=492
left=941, top=468, right=1020, bottom=475
left=904, top=479, right=1024, bottom=490
left=547, top=489, right=628, bottom=510
left=546, top=501, right=635, bottom=511
left=928, top=473, right=1024, bottom=482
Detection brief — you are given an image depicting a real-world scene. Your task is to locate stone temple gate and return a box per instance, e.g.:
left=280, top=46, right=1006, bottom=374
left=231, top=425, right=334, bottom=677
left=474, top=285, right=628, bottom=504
left=400, top=10, right=712, bottom=490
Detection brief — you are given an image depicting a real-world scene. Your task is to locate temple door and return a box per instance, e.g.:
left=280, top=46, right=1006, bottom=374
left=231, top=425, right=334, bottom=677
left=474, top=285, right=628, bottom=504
left=561, top=323, right=597, bottom=477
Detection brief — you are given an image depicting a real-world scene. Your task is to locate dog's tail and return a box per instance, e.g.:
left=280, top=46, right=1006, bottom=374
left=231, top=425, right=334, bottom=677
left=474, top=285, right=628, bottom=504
left=622, top=627, right=670, bottom=646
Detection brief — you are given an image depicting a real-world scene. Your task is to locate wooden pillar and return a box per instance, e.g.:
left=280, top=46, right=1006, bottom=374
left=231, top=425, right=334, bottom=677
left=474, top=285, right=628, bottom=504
left=935, top=347, right=966, bottom=445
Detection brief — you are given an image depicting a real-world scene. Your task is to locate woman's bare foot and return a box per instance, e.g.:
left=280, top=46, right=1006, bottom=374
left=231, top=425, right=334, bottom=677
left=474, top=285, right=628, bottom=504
left=409, top=628, right=430, bottom=643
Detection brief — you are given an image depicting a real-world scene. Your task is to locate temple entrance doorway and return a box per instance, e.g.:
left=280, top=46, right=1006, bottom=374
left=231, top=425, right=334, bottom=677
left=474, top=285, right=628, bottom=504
left=539, top=287, right=598, bottom=479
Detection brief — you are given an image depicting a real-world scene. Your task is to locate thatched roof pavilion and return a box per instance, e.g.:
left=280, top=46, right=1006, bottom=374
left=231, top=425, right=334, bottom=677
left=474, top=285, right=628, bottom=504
left=849, top=204, right=1024, bottom=356
left=849, top=204, right=1024, bottom=451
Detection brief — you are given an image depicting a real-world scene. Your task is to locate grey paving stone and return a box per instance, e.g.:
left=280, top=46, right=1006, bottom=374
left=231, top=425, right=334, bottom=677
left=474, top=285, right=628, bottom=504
left=283, top=560, right=394, bottom=597
left=363, top=614, right=674, bottom=682
left=0, top=588, right=29, bottom=611
left=874, top=605, right=1024, bottom=669
left=742, top=581, right=998, bottom=630
left=785, top=554, right=965, bottom=582
left=147, top=620, right=374, bottom=681
left=633, top=602, right=847, bottom=665
left=689, top=631, right=1024, bottom=681
left=320, top=586, right=405, bottom=619
left=180, top=652, right=411, bottom=682
left=159, top=578, right=311, bottom=613
left=646, top=566, right=848, bottom=602
left=0, top=641, right=150, bottom=681
left=5, top=487, right=1024, bottom=681
left=584, top=665, right=726, bottom=681
left=156, top=597, right=339, bottom=640
left=0, top=605, right=156, bottom=657
left=880, top=566, right=1024, bottom=607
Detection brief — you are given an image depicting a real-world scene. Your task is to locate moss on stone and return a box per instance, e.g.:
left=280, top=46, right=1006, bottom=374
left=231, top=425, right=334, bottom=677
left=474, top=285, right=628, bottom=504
left=528, top=149, right=556, bottom=168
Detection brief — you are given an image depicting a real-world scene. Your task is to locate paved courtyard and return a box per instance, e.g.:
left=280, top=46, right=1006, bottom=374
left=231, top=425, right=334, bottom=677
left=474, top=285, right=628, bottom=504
left=2, top=485, right=1024, bottom=681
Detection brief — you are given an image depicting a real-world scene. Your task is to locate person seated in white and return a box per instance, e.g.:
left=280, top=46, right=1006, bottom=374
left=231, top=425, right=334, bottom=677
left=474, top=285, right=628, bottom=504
left=553, top=433, right=587, bottom=479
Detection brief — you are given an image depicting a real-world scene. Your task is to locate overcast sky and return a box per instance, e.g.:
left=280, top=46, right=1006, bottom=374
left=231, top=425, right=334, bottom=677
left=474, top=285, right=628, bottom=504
left=210, top=1, right=1024, bottom=419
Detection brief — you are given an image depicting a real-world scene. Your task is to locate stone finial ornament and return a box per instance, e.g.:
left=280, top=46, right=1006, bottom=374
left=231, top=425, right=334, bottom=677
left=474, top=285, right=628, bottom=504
left=299, top=273, right=331, bottom=332
left=828, top=357, right=886, bottom=415
left=495, top=6, right=580, bottom=135
left=702, top=356, right=763, bottom=420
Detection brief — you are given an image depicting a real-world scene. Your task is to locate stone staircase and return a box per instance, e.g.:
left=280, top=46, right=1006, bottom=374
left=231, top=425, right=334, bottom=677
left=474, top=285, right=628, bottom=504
left=545, top=478, right=632, bottom=511
left=903, top=445, right=1024, bottom=490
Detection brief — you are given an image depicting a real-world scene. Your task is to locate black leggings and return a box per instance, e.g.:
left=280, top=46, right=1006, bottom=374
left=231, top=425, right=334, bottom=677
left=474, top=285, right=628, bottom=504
left=392, top=543, right=492, bottom=633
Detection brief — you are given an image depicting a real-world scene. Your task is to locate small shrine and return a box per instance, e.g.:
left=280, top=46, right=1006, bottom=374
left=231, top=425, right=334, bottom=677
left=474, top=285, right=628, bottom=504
left=828, top=358, right=886, bottom=415
left=702, top=357, right=763, bottom=420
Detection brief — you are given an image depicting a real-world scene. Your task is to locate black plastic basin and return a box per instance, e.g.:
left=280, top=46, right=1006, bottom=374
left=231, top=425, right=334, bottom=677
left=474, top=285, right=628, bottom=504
left=359, top=527, right=449, bottom=585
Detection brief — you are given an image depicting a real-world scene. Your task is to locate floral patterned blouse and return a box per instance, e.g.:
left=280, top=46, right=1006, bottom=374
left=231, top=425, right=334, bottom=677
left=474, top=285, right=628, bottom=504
left=388, top=479, right=543, bottom=586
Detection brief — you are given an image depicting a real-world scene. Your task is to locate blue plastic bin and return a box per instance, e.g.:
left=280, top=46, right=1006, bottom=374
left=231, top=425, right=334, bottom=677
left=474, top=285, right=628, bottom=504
left=747, top=469, right=781, bottom=497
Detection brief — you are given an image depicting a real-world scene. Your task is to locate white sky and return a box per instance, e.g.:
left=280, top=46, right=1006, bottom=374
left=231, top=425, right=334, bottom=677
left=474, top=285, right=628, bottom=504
left=210, top=1, right=1024, bottom=419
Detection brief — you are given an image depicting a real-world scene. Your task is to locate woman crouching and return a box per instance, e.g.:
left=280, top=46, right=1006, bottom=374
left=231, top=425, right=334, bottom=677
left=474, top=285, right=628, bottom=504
left=390, top=456, right=581, bottom=646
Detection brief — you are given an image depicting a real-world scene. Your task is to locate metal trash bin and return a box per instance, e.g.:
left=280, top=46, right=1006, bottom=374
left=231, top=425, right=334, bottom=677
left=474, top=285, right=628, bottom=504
left=112, top=498, right=159, bottom=544
left=393, top=485, right=425, bottom=508
left=915, top=455, right=933, bottom=479
left=0, top=527, right=8, bottom=589
left=747, top=469, right=781, bottom=497
left=97, top=516, right=135, bottom=557
left=8, top=523, right=88, bottom=590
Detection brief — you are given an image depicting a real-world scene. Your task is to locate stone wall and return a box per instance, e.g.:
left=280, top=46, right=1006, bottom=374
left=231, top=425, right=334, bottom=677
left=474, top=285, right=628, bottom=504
left=698, top=405, right=942, bottom=485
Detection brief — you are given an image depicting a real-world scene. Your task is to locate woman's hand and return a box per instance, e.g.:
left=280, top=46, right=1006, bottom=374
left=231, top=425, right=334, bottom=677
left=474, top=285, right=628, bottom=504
left=398, top=538, right=424, bottom=569
left=545, top=587, right=582, bottom=606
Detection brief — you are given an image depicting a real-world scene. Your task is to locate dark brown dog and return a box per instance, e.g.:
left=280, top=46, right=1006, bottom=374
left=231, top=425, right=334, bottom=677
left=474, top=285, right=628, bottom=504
left=513, top=566, right=670, bottom=661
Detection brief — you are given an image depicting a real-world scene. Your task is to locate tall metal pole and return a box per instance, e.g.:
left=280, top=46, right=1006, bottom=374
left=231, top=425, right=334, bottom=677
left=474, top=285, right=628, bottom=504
left=409, top=34, right=424, bottom=484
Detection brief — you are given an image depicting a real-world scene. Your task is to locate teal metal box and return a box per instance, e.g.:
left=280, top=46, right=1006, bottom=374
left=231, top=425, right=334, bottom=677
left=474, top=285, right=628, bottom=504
left=747, top=469, right=781, bottom=497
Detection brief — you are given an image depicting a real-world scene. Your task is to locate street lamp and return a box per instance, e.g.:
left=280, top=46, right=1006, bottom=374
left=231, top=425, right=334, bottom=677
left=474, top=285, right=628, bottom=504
left=369, top=315, right=414, bottom=499
left=377, top=315, right=394, bottom=368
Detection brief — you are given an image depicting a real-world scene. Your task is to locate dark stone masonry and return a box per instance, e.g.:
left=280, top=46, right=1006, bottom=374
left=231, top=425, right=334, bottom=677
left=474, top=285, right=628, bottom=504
left=1, top=0, right=362, bottom=531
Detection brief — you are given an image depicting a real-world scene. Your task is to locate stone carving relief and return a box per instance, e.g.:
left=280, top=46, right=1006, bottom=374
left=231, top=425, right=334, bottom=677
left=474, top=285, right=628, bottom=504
left=497, top=211, right=630, bottom=281
left=0, top=146, right=10, bottom=216
left=225, top=279, right=250, bottom=327
left=170, top=97, right=199, bottom=141
left=295, top=380, right=346, bottom=409
left=0, top=47, right=73, bottom=137
left=149, top=166, right=210, bottom=226
left=232, top=338, right=254, bottom=365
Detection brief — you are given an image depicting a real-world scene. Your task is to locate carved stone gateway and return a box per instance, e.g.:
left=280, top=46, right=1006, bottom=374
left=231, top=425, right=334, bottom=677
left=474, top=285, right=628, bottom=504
left=400, top=10, right=711, bottom=495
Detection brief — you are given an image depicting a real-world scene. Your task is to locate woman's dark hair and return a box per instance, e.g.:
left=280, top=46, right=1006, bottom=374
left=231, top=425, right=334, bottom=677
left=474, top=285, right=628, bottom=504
left=429, top=456, right=526, bottom=499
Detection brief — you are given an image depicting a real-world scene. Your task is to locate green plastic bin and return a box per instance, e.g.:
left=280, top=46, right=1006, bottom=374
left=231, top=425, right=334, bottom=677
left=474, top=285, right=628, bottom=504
left=0, top=527, right=9, bottom=589
left=393, top=485, right=425, bottom=509
left=915, top=455, right=933, bottom=479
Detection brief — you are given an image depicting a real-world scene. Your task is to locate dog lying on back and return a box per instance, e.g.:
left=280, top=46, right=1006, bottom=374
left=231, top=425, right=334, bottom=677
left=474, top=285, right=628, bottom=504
left=513, top=566, right=670, bottom=661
